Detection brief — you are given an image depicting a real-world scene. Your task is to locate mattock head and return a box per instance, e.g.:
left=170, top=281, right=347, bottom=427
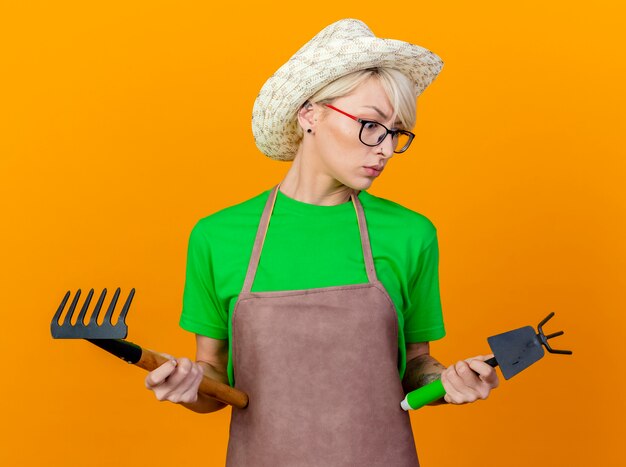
left=50, top=288, right=134, bottom=339
left=537, top=312, right=573, bottom=355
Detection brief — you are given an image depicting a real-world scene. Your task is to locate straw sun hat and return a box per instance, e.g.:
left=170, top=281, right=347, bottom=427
left=251, top=18, right=444, bottom=161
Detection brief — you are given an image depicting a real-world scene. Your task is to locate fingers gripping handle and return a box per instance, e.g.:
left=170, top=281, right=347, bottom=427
left=401, top=379, right=446, bottom=411
left=138, top=348, right=249, bottom=409
left=400, top=357, right=499, bottom=411
left=87, top=339, right=248, bottom=409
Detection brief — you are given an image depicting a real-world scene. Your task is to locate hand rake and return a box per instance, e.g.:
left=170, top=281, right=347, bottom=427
left=50, top=288, right=249, bottom=409
left=401, top=312, right=572, bottom=410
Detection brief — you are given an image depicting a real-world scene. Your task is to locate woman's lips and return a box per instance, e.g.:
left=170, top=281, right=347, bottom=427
left=364, top=166, right=382, bottom=177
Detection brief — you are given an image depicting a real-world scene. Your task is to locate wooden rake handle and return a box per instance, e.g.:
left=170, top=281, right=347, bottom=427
left=88, top=339, right=249, bottom=409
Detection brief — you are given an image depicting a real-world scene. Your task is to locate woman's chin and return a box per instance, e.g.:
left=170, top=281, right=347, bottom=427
left=350, top=176, right=376, bottom=191
left=335, top=174, right=376, bottom=192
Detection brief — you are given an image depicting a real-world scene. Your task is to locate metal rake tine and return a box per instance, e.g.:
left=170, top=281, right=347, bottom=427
left=88, top=288, right=108, bottom=325
left=75, top=288, right=94, bottom=325
left=62, top=289, right=82, bottom=326
left=545, top=330, right=564, bottom=340
left=538, top=311, right=555, bottom=332
left=101, top=287, right=122, bottom=325
left=52, top=291, right=71, bottom=326
left=115, top=288, right=135, bottom=326
left=90, top=287, right=119, bottom=325
left=546, top=346, right=573, bottom=355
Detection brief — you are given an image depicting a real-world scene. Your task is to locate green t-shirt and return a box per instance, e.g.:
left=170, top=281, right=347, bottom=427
left=180, top=187, right=445, bottom=386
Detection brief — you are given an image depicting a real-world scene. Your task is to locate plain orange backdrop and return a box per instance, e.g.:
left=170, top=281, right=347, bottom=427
left=1, top=1, right=625, bottom=466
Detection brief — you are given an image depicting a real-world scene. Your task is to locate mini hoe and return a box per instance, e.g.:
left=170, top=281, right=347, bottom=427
left=50, top=288, right=249, bottom=409
left=401, top=312, right=572, bottom=410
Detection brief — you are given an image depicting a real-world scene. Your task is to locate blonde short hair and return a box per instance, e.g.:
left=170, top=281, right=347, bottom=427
left=295, top=68, right=417, bottom=140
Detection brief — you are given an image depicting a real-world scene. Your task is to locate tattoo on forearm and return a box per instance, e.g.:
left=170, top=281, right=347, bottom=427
left=402, top=355, right=447, bottom=393
left=416, top=372, right=442, bottom=387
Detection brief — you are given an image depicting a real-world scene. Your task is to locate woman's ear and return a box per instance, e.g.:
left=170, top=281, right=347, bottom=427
left=297, top=101, right=316, bottom=133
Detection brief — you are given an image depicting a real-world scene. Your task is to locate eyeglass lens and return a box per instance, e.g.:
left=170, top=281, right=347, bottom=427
left=360, top=122, right=411, bottom=153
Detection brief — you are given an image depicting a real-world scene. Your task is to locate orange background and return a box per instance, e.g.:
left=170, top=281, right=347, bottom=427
left=1, top=1, right=624, bottom=466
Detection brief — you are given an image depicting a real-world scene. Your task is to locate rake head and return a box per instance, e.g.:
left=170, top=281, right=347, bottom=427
left=487, top=311, right=572, bottom=380
left=50, top=288, right=134, bottom=339
left=537, top=312, right=573, bottom=355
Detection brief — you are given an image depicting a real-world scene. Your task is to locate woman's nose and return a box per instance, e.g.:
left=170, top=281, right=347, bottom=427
left=377, top=133, right=395, bottom=158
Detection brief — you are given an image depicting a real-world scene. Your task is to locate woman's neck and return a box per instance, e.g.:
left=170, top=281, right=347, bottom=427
left=280, top=152, right=354, bottom=206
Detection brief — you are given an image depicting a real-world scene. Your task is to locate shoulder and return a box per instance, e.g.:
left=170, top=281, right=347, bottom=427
left=189, top=188, right=273, bottom=242
left=359, top=191, right=437, bottom=242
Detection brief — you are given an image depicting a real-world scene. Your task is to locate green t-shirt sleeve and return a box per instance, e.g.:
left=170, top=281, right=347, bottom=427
left=179, top=221, right=229, bottom=339
left=403, top=230, right=446, bottom=343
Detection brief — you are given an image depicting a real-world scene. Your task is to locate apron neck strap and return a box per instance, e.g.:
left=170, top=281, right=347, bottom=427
left=242, top=185, right=280, bottom=293
left=351, top=188, right=378, bottom=284
left=242, top=184, right=378, bottom=293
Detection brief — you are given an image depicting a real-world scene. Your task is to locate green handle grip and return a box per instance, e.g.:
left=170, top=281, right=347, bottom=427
left=400, top=379, right=446, bottom=411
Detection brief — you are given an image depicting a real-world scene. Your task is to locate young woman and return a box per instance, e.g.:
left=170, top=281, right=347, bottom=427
left=145, top=19, right=499, bottom=466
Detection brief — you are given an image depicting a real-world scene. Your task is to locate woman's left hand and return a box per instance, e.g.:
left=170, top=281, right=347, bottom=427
left=440, top=354, right=499, bottom=404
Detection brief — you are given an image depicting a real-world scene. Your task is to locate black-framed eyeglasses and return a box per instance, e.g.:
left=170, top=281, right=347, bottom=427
left=324, top=104, right=415, bottom=154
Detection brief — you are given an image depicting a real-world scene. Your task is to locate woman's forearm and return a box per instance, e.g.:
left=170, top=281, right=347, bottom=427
left=181, top=392, right=228, bottom=413
left=401, top=354, right=448, bottom=405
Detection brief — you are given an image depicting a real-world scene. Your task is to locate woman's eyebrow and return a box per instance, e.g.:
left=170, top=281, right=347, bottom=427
left=362, top=105, right=389, bottom=121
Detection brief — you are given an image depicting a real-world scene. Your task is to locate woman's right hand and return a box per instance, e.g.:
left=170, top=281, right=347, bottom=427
left=145, top=356, right=205, bottom=404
